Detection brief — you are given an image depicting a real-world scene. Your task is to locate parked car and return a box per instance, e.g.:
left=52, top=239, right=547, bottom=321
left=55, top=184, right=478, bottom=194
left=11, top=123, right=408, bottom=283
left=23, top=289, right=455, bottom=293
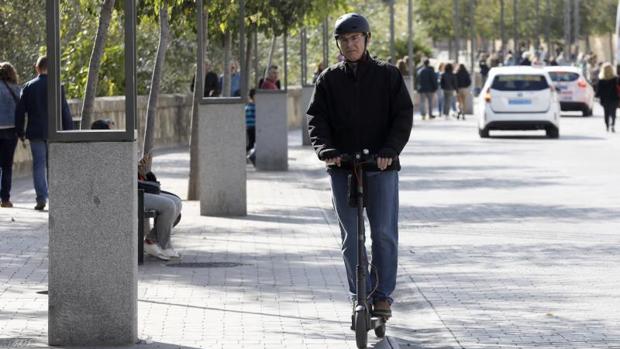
left=477, top=66, right=561, bottom=138
left=544, top=66, right=594, bottom=116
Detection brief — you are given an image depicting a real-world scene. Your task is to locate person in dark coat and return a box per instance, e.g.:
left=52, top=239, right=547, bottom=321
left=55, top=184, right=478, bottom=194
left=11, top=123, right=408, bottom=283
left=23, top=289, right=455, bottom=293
left=596, top=62, right=619, bottom=132
left=440, top=63, right=458, bottom=118
left=455, top=64, right=472, bottom=119
left=191, top=60, right=220, bottom=97
left=416, top=59, right=438, bottom=120
left=306, top=13, right=413, bottom=320
left=15, top=56, right=73, bottom=210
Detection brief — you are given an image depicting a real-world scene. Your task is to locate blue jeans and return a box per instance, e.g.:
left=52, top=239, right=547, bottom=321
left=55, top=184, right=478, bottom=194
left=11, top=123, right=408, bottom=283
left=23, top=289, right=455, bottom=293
left=30, top=140, right=48, bottom=204
left=328, top=169, right=399, bottom=304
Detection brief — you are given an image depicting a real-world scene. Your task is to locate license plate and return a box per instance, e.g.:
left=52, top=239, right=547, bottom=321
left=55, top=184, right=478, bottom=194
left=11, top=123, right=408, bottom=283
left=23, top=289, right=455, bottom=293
left=509, top=98, right=531, bottom=105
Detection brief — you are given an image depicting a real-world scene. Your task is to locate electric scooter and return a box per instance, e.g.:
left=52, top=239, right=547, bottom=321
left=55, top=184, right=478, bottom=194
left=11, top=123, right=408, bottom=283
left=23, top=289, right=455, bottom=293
left=342, top=150, right=387, bottom=349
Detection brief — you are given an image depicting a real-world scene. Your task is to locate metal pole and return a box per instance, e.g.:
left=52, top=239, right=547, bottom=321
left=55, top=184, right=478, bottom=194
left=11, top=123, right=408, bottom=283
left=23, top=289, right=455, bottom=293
left=283, top=30, right=288, bottom=91
left=301, top=27, right=307, bottom=86
left=323, top=17, right=329, bottom=65
left=125, top=0, right=136, bottom=134
left=470, top=0, right=476, bottom=74
left=389, top=0, right=395, bottom=63
left=239, top=0, right=246, bottom=100
left=407, top=0, right=414, bottom=127
left=46, top=0, right=60, bottom=138
left=197, top=0, right=204, bottom=101
left=407, top=0, right=413, bottom=77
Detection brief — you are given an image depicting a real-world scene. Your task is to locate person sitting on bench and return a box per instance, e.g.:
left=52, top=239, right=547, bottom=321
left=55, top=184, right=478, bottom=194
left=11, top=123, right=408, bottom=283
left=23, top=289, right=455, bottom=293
left=138, top=154, right=182, bottom=261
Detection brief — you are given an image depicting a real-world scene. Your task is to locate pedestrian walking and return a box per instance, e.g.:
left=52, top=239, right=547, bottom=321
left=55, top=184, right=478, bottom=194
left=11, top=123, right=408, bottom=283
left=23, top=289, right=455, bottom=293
left=436, top=62, right=445, bottom=117
left=595, top=62, right=619, bottom=133
left=245, top=88, right=256, bottom=166
left=218, top=61, right=241, bottom=97
left=0, top=62, right=20, bottom=208
left=416, top=59, right=438, bottom=120
left=455, top=64, right=471, bottom=120
left=306, top=13, right=413, bottom=320
left=191, top=59, right=220, bottom=97
left=440, top=63, right=458, bottom=118
left=15, top=56, right=73, bottom=210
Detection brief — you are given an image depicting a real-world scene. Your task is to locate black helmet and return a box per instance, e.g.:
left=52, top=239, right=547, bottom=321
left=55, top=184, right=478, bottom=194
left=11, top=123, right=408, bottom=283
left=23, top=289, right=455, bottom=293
left=334, top=13, right=370, bottom=39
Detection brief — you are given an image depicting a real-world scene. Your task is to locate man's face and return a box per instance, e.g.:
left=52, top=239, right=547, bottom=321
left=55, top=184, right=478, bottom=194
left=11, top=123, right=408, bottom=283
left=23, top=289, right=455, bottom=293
left=230, top=62, right=238, bottom=73
left=268, top=68, right=278, bottom=80
left=337, top=32, right=366, bottom=62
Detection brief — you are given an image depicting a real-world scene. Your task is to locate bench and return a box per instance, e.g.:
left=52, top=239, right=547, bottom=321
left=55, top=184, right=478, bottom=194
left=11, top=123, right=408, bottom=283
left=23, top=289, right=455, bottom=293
left=138, top=189, right=158, bottom=265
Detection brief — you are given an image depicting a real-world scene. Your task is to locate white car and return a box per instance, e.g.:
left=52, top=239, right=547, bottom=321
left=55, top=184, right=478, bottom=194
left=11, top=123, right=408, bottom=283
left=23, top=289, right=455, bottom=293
left=544, top=66, right=595, bottom=116
left=477, top=66, right=561, bottom=138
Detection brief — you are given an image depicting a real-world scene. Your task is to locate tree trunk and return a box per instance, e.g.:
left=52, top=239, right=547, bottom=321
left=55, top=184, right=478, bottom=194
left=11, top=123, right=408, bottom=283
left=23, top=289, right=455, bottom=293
left=244, top=26, right=252, bottom=96
left=564, top=0, right=571, bottom=61
left=187, top=3, right=208, bottom=201
left=544, top=0, right=551, bottom=54
left=264, top=35, right=276, bottom=81
left=453, top=0, right=459, bottom=63
left=142, top=1, right=170, bottom=171
left=500, top=0, right=506, bottom=54
left=574, top=0, right=580, bottom=59
left=513, top=0, right=519, bottom=57
left=80, top=0, right=115, bottom=129
left=535, top=0, right=541, bottom=50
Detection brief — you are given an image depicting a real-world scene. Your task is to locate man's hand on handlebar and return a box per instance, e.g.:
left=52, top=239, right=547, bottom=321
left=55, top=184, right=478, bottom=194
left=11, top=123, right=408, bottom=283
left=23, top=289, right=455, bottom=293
left=325, top=157, right=342, bottom=167
left=376, top=157, right=392, bottom=171
left=324, top=155, right=393, bottom=170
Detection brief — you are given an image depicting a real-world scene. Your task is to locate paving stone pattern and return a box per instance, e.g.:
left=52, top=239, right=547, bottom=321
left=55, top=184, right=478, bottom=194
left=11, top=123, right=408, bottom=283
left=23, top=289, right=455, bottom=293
left=1, top=108, right=619, bottom=348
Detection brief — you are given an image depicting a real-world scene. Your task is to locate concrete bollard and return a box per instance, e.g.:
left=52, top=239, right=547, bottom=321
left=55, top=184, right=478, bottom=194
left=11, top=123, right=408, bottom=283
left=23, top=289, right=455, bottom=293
left=300, top=86, right=314, bottom=146
left=48, top=142, right=137, bottom=346
left=255, top=90, right=288, bottom=171
left=198, top=102, right=247, bottom=216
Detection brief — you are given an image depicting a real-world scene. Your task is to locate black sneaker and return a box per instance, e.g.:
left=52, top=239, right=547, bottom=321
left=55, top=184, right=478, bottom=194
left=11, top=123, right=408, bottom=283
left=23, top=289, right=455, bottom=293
left=34, top=202, right=46, bottom=211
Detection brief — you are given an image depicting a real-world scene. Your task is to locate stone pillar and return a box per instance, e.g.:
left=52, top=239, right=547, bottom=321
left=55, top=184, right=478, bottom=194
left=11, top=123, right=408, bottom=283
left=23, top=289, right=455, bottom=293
left=198, top=102, right=246, bottom=216
left=300, top=86, right=314, bottom=146
left=48, top=142, right=137, bottom=346
left=255, top=90, right=288, bottom=171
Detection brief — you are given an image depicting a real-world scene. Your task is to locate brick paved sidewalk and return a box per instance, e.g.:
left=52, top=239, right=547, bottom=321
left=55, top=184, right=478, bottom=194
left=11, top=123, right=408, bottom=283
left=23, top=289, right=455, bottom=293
left=2, top=113, right=620, bottom=349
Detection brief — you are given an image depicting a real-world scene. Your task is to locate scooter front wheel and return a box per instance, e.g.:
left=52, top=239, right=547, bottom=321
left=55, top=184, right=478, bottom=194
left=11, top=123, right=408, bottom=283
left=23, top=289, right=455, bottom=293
left=355, top=310, right=368, bottom=349
left=374, top=322, right=386, bottom=338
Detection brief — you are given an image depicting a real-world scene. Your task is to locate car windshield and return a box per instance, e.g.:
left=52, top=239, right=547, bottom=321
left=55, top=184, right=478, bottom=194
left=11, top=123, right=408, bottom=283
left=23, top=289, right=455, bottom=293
left=491, top=74, right=550, bottom=91
left=547, top=71, right=580, bottom=82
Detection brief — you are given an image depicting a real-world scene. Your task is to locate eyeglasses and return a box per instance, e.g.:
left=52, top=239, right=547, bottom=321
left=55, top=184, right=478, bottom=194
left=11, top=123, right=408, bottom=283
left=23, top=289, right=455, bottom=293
left=337, top=34, right=364, bottom=46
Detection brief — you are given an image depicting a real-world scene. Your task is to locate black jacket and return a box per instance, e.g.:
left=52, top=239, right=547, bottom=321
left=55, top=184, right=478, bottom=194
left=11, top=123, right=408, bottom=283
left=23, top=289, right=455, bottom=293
left=440, top=72, right=458, bottom=91
left=15, top=74, right=73, bottom=140
left=306, top=53, right=413, bottom=171
left=596, top=77, right=619, bottom=105
left=456, top=70, right=472, bottom=88
left=416, top=66, right=438, bottom=93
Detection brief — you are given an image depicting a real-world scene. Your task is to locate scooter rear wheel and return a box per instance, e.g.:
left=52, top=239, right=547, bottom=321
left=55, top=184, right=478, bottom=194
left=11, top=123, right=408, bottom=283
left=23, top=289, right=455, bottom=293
left=355, top=311, right=368, bottom=349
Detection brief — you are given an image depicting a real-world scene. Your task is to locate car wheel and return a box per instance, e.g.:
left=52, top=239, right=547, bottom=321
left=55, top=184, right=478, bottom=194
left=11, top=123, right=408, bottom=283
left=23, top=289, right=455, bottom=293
left=478, top=127, right=490, bottom=138
left=546, top=126, right=560, bottom=139
left=582, top=106, right=593, bottom=117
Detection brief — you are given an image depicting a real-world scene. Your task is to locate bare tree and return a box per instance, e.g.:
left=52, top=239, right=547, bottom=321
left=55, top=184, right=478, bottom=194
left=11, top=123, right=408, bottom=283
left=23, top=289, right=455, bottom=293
left=142, top=0, right=170, bottom=171
left=80, top=0, right=116, bottom=129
